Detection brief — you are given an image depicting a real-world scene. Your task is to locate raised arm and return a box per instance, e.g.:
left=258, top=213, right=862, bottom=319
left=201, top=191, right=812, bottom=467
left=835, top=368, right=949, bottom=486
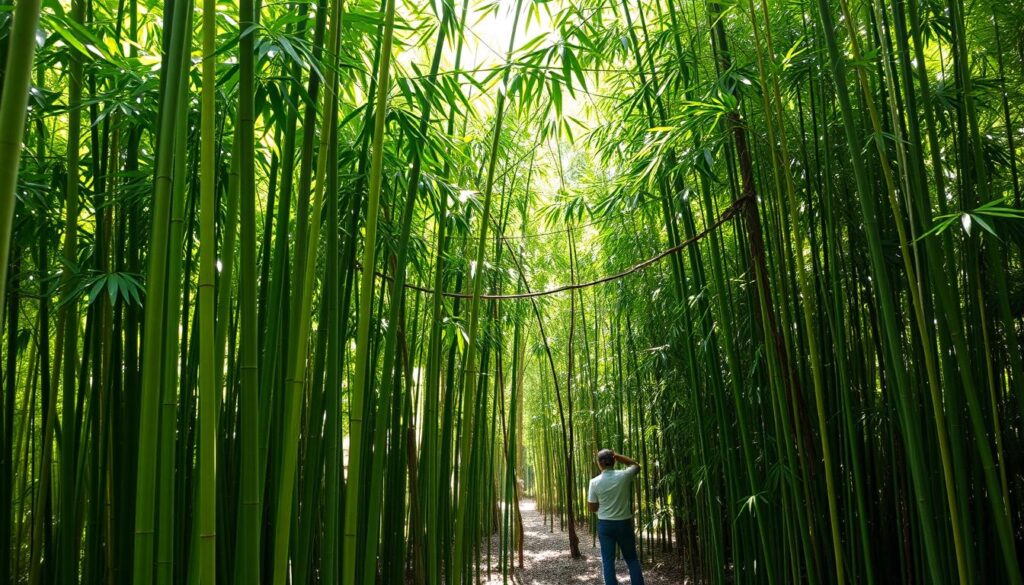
left=614, top=453, right=641, bottom=472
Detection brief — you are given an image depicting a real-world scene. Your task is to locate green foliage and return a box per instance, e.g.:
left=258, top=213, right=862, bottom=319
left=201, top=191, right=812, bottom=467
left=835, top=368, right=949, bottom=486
left=3, top=0, right=1024, bottom=583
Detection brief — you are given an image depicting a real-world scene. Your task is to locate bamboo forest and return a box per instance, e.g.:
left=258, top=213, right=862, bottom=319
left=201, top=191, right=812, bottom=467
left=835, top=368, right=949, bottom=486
left=4, top=0, right=1024, bottom=579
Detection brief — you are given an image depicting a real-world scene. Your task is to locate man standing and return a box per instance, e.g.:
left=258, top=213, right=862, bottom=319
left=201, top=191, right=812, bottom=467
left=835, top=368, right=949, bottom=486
left=587, top=449, right=646, bottom=585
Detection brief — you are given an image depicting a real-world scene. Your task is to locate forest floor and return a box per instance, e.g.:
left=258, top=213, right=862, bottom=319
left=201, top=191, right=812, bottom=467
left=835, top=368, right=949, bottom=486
left=477, top=500, right=689, bottom=584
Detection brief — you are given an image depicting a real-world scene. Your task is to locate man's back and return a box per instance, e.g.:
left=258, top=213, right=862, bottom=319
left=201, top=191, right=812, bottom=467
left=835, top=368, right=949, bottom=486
left=589, top=451, right=646, bottom=585
left=588, top=467, right=639, bottom=521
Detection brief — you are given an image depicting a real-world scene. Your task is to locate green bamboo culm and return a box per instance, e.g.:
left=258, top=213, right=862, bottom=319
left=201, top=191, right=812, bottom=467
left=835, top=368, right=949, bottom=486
left=197, top=0, right=218, bottom=578
left=451, top=2, right=524, bottom=581
left=342, top=0, right=396, bottom=581
left=233, top=0, right=260, bottom=575
left=270, top=0, right=345, bottom=581
left=131, top=0, right=192, bottom=581
left=0, top=2, right=43, bottom=573
left=55, top=0, right=85, bottom=579
left=0, top=0, right=44, bottom=303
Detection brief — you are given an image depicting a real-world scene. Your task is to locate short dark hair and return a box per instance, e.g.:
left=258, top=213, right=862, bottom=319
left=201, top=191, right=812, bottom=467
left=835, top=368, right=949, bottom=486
left=597, top=449, right=615, bottom=466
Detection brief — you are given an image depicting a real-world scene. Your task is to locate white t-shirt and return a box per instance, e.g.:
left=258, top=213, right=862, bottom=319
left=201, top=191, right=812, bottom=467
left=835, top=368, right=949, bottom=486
left=587, top=466, right=640, bottom=521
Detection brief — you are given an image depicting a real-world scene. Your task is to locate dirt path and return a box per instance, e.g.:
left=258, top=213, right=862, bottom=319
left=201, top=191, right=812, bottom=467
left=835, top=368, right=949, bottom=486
left=479, top=500, right=688, bottom=584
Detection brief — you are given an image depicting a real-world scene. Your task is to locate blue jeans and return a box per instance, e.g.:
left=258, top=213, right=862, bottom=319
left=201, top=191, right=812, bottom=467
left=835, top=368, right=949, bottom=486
left=596, top=518, right=646, bottom=585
